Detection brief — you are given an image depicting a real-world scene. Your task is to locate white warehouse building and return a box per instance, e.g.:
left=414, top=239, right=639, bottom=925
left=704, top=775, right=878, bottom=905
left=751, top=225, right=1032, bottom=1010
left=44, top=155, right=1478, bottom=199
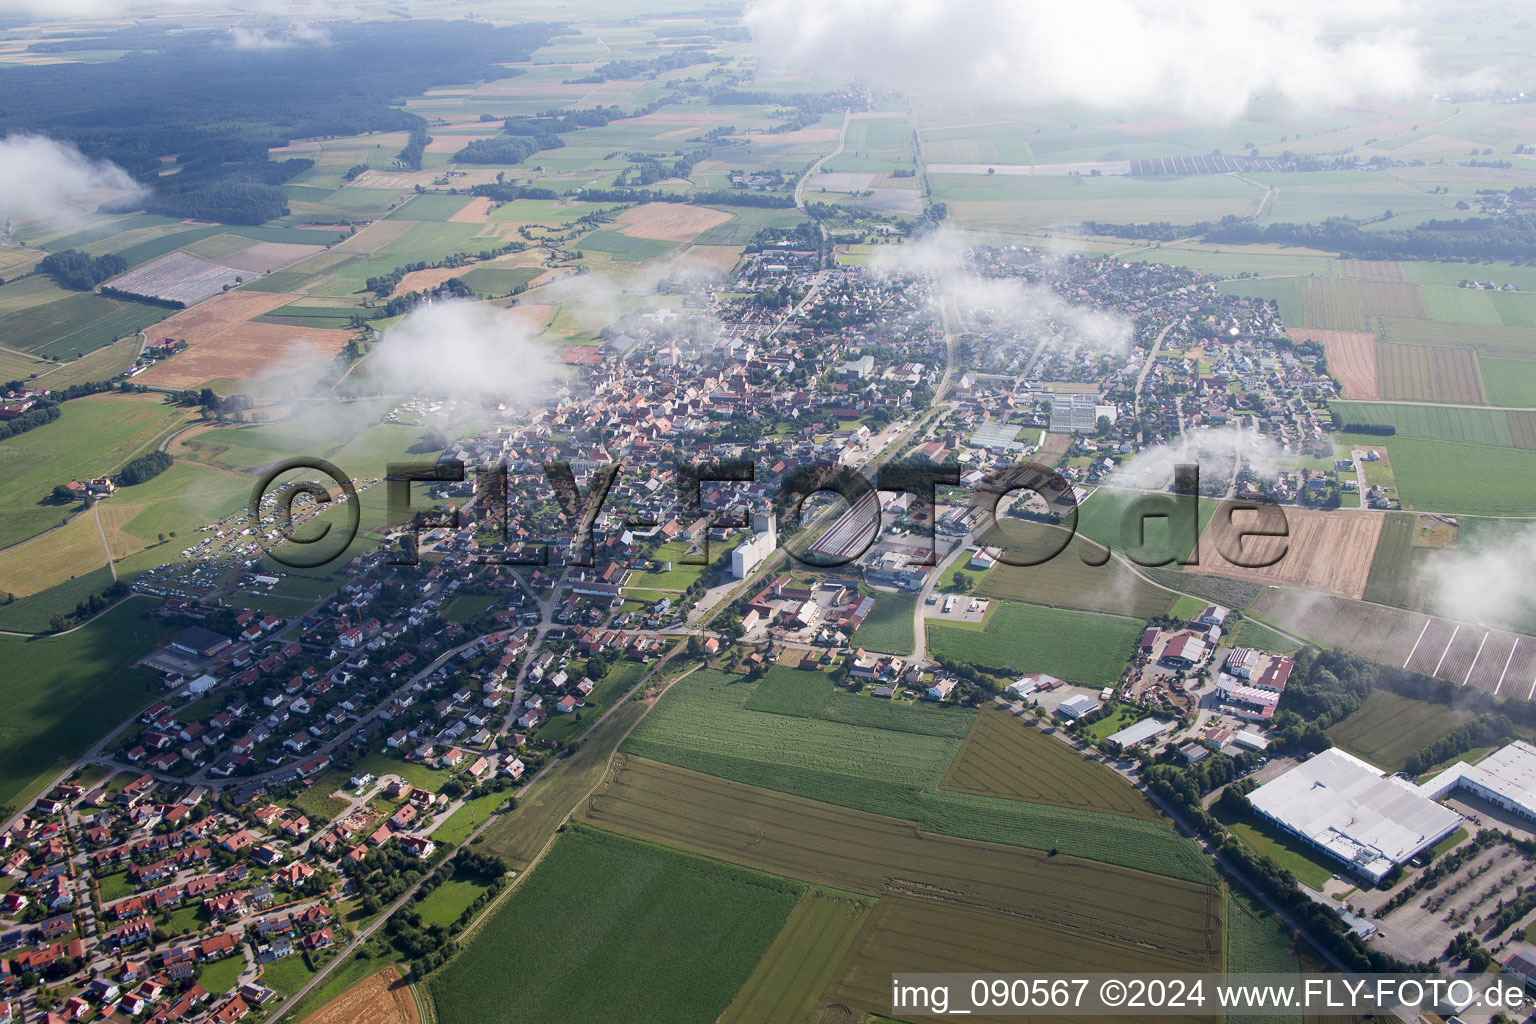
left=1247, top=748, right=1462, bottom=884
left=1421, top=740, right=1536, bottom=826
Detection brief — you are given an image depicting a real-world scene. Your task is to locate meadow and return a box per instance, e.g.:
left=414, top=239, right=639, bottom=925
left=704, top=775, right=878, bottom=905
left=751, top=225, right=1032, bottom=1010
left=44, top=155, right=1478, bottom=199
left=940, top=706, right=1161, bottom=820
left=622, top=669, right=1212, bottom=879
left=0, top=393, right=193, bottom=550
left=0, top=599, right=174, bottom=813
left=925, top=600, right=1143, bottom=684
left=848, top=591, right=916, bottom=654
left=1325, top=689, right=1472, bottom=772
left=431, top=825, right=801, bottom=1024
left=1333, top=400, right=1527, bottom=446
left=1478, top=358, right=1536, bottom=407
left=0, top=288, right=170, bottom=359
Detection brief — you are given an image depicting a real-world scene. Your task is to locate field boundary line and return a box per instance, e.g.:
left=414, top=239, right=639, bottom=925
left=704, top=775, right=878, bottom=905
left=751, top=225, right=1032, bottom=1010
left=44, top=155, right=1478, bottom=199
left=453, top=661, right=702, bottom=947
left=1432, top=625, right=1460, bottom=676
left=1464, top=631, right=1490, bottom=686
left=1403, top=619, right=1431, bottom=668
left=1494, top=642, right=1519, bottom=695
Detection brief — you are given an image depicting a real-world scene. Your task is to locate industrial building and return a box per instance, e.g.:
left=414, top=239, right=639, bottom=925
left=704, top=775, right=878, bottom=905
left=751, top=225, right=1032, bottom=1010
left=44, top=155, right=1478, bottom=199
left=1048, top=393, right=1118, bottom=433
left=1057, top=694, right=1100, bottom=720
left=1421, top=740, right=1536, bottom=826
left=1247, top=748, right=1462, bottom=884
left=1105, top=717, right=1173, bottom=750
left=730, top=512, right=777, bottom=580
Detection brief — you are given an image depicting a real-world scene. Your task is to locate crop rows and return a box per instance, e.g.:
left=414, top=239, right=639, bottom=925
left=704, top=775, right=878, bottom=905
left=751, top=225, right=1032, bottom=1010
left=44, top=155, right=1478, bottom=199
left=941, top=707, right=1160, bottom=821
left=580, top=756, right=1221, bottom=966
left=1377, top=342, right=1486, bottom=404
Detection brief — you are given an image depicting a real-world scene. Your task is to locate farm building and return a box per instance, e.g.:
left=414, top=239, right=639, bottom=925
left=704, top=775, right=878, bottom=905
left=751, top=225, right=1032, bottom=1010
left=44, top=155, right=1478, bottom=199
left=1159, top=634, right=1208, bottom=669
left=1056, top=694, right=1099, bottom=720
left=1105, top=717, right=1173, bottom=750
left=1248, top=749, right=1462, bottom=884
left=1420, top=740, right=1536, bottom=827
left=1006, top=673, right=1062, bottom=698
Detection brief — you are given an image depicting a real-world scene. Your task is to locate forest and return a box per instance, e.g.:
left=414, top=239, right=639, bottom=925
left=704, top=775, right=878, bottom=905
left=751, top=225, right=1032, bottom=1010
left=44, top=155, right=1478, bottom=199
left=1, top=20, right=559, bottom=224
left=1080, top=212, right=1536, bottom=263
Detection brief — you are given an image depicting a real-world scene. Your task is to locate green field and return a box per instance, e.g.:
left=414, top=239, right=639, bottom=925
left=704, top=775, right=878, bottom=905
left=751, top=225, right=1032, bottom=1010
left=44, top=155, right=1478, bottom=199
left=1326, top=689, right=1471, bottom=772
left=416, top=861, right=500, bottom=929
left=0, top=599, right=174, bottom=813
left=974, top=519, right=1177, bottom=617
left=624, top=668, right=1213, bottom=881
left=926, top=601, right=1143, bottom=685
left=717, top=888, right=873, bottom=1024
left=1226, top=618, right=1302, bottom=656
left=1334, top=431, right=1536, bottom=515
left=1331, top=401, right=1515, bottom=448
left=577, top=229, right=678, bottom=262
left=0, top=394, right=192, bottom=549
left=0, top=289, right=171, bottom=359
left=848, top=592, right=916, bottom=654
left=1479, top=358, right=1536, bottom=407
left=1070, top=488, right=1217, bottom=569
left=432, top=825, right=801, bottom=1024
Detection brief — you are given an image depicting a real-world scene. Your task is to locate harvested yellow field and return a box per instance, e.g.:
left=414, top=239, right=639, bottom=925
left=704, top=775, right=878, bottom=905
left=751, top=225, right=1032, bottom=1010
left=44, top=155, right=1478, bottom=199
left=614, top=202, right=733, bottom=243
left=1187, top=504, right=1384, bottom=600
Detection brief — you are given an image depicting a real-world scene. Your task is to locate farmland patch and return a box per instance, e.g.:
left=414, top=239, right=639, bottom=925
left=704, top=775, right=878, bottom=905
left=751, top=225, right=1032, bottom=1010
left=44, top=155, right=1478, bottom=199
left=432, top=825, right=799, bottom=1024
left=941, top=707, right=1161, bottom=820
left=1377, top=342, right=1485, bottom=404
left=1187, top=505, right=1383, bottom=601
left=103, top=251, right=248, bottom=305
left=1290, top=328, right=1377, bottom=399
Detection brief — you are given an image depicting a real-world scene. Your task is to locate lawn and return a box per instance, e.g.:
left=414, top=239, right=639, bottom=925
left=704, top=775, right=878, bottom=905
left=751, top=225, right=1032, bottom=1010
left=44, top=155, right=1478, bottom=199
left=259, top=952, right=317, bottom=995
left=416, top=862, right=498, bottom=929
left=1214, top=804, right=1337, bottom=890
left=441, top=592, right=498, bottom=625
left=196, top=955, right=246, bottom=998
left=849, top=592, right=916, bottom=654
left=624, top=668, right=1213, bottom=881
left=1326, top=689, right=1471, bottom=772
left=431, top=825, right=801, bottom=1024
left=926, top=600, right=1143, bottom=685
left=0, top=599, right=174, bottom=813
left=430, top=788, right=509, bottom=847
left=1079, top=705, right=1148, bottom=744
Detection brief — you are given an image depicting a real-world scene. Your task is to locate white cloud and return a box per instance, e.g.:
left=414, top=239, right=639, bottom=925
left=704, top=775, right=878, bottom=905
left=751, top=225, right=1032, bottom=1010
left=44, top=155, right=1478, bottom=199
left=872, top=226, right=1133, bottom=354
left=370, top=299, right=561, bottom=403
left=228, top=21, right=330, bottom=51
left=1117, top=424, right=1286, bottom=491
left=745, top=0, right=1424, bottom=119
left=1418, top=523, right=1536, bottom=633
left=0, top=133, right=144, bottom=227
